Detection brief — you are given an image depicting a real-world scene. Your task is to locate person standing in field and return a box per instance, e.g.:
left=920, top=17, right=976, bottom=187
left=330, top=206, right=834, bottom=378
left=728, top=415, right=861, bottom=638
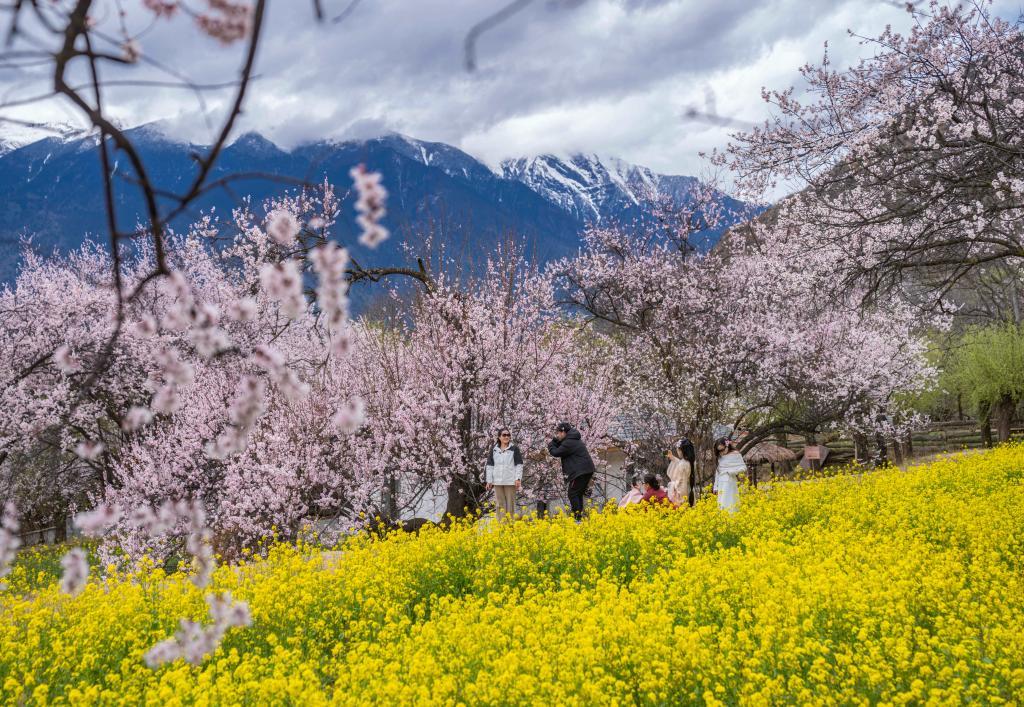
left=548, top=422, right=596, bottom=522
left=665, top=437, right=696, bottom=507
left=485, top=429, right=523, bottom=523
left=714, top=437, right=746, bottom=513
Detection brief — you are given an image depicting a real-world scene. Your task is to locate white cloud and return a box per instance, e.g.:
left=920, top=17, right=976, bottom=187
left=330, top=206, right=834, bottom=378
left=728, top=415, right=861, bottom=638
left=1, top=0, right=1021, bottom=178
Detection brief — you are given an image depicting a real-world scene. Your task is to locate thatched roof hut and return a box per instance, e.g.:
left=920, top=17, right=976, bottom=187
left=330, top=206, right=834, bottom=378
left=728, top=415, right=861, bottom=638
left=744, top=442, right=797, bottom=465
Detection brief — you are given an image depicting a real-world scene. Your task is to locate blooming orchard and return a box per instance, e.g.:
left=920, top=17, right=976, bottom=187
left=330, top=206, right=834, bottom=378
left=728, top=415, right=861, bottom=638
left=0, top=171, right=621, bottom=561
left=551, top=197, right=936, bottom=479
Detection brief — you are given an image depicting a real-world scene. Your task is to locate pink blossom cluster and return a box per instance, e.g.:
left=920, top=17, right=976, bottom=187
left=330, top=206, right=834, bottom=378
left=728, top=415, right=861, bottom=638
left=185, top=502, right=215, bottom=589
left=132, top=314, right=159, bottom=339
left=74, top=503, right=121, bottom=537
left=54, top=345, right=81, bottom=374
left=258, top=260, right=306, bottom=320
left=331, top=397, right=365, bottom=435
left=205, top=376, right=266, bottom=460
left=350, top=165, right=388, bottom=248
left=0, top=186, right=355, bottom=558
left=126, top=499, right=196, bottom=536
left=142, top=0, right=179, bottom=18
left=115, top=499, right=217, bottom=587
left=0, top=178, right=614, bottom=557
left=265, top=209, right=300, bottom=247
left=195, top=0, right=253, bottom=45
left=74, top=439, right=105, bottom=461
left=251, top=345, right=309, bottom=401
left=310, top=241, right=351, bottom=335
left=329, top=251, right=618, bottom=516
left=150, top=347, right=195, bottom=415
left=144, top=592, right=252, bottom=667
left=59, top=547, right=89, bottom=596
left=162, top=271, right=230, bottom=358
left=121, top=39, right=142, bottom=64
left=121, top=406, right=154, bottom=433
left=550, top=178, right=936, bottom=471
left=227, top=297, right=257, bottom=323
left=718, top=0, right=1024, bottom=301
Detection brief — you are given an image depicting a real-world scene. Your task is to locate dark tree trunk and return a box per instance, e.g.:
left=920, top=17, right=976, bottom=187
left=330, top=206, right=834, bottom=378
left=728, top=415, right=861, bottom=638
left=874, top=430, right=888, bottom=466
left=994, top=394, right=1015, bottom=443
left=980, top=404, right=994, bottom=448
left=444, top=475, right=484, bottom=521
left=891, top=438, right=904, bottom=466
left=444, top=364, right=485, bottom=521
left=689, top=431, right=715, bottom=500
left=902, top=434, right=913, bottom=462
left=382, top=474, right=399, bottom=523
left=852, top=432, right=870, bottom=464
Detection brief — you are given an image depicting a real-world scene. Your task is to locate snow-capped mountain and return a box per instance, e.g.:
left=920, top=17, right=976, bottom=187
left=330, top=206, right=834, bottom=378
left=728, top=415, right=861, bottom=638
left=500, top=153, right=689, bottom=223
left=0, top=121, right=90, bottom=155
left=0, top=124, right=752, bottom=285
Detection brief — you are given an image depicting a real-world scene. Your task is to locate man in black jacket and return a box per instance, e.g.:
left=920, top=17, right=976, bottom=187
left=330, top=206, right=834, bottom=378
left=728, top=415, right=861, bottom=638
left=548, top=422, right=596, bottom=521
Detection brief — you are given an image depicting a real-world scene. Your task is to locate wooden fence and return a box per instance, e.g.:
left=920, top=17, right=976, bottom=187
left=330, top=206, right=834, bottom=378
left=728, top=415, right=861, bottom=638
left=779, top=420, right=1024, bottom=468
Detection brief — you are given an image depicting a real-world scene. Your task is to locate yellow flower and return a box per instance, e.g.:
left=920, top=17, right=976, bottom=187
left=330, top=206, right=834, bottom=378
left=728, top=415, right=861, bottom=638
left=3, top=446, right=1024, bottom=703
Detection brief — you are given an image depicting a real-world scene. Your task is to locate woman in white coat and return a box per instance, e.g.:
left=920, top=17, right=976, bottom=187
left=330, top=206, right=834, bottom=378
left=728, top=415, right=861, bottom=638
left=485, top=429, right=523, bottom=522
left=713, top=437, right=746, bottom=513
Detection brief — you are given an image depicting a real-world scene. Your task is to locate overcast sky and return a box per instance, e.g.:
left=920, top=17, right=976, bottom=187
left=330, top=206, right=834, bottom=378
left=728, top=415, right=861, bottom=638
left=1, top=0, right=1021, bottom=177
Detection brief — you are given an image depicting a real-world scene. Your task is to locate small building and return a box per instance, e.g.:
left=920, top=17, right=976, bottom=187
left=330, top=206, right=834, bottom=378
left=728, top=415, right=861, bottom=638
left=743, top=442, right=797, bottom=485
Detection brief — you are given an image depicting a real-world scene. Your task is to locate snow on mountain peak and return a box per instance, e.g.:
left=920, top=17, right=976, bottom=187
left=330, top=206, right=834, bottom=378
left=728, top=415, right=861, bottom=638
left=500, top=153, right=677, bottom=222
left=0, top=121, right=91, bottom=155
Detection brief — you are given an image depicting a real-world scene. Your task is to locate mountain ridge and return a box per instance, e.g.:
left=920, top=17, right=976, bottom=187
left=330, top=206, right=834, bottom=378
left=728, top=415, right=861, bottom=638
left=0, top=124, right=751, bottom=285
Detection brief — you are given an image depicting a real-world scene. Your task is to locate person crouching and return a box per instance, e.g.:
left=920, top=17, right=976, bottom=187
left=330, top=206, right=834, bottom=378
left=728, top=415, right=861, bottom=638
left=641, top=473, right=673, bottom=507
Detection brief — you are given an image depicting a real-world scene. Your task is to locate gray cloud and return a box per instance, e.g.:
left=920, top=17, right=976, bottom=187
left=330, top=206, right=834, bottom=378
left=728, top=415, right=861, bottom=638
left=1, top=0, right=1021, bottom=179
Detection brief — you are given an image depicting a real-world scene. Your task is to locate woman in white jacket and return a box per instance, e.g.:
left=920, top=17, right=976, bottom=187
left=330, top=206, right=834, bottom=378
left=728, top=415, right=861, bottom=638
left=485, top=429, right=524, bottom=522
left=713, top=438, right=746, bottom=513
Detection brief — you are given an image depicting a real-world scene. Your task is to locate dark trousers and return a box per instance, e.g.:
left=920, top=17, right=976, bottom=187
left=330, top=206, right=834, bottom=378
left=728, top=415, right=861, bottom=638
left=567, top=474, right=592, bottom=521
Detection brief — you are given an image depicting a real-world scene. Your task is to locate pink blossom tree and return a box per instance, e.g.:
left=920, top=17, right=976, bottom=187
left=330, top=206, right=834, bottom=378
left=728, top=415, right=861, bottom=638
left=551, top=188, right=936, bottom=485
left=0, top=183, right=374, bottom=559
left=335, top=250, right=618, bottom=522
left=720, top=0, right=1024, bottom=306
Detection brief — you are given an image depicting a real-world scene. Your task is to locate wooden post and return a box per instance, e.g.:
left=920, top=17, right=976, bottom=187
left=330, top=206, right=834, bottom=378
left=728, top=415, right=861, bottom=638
left=804, top=444, right=822, bottom=473
left=981, top=404, right=993, bottom=448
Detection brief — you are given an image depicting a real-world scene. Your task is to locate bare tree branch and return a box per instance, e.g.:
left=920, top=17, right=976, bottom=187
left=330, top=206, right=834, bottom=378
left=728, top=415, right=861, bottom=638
left=464, top=0, right=533, bottom=72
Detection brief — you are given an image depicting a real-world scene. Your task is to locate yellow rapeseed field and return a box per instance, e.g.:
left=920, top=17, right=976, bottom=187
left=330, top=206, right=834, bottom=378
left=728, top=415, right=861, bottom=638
left=2, top=447, right=1024, bottom=705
